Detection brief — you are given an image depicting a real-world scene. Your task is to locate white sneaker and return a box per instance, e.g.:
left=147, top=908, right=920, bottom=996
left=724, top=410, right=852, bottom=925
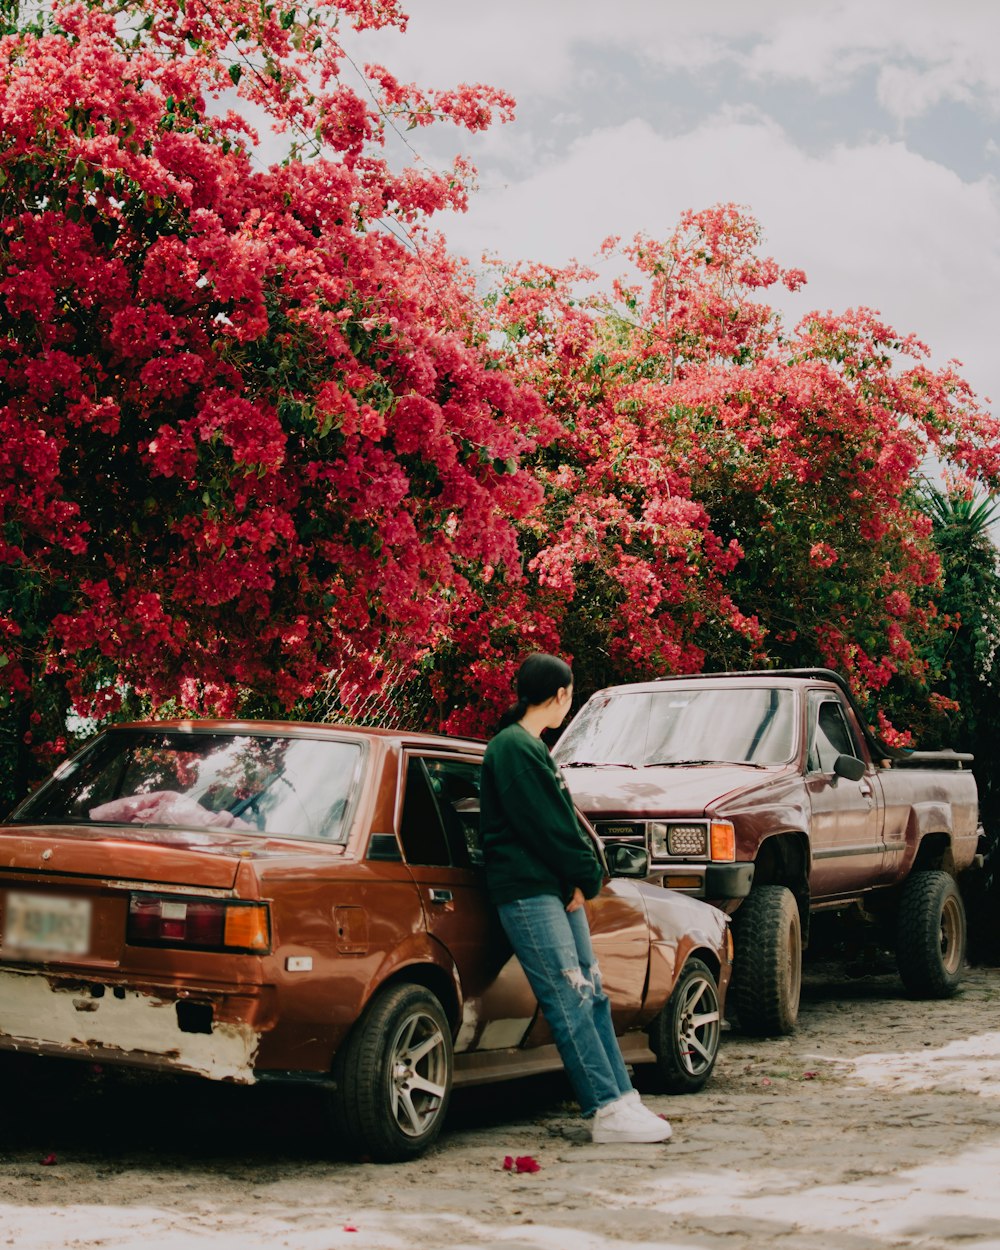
left=628, top=1098, right=672, bottom=1141
left=591, top=1095, right=673, bottom=1144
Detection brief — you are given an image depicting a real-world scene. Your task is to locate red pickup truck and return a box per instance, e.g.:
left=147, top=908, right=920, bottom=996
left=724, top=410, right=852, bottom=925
left=555, top=669, right=981, bottom=1036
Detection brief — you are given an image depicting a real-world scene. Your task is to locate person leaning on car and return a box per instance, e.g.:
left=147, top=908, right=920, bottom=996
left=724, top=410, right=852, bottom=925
left=479, top=652, right=672, bottom=1146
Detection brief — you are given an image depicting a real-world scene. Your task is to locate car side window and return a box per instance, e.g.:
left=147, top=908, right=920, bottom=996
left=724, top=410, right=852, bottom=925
left=423, top=757, right=483, bottom=868
left=399, top=758, right=453, bottom=867
left=398, top=755, right=483, bottom=869
left=807, top=694, right=860, bottom=774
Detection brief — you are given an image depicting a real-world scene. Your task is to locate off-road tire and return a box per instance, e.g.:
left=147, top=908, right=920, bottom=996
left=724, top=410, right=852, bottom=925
left=896, top=870, right=966, bottom=998
left=649, top=957, right=722, bottom=1094
left=330, top=983, right=453, bottom=1162
left=732, top=884, right=802, bottom=1036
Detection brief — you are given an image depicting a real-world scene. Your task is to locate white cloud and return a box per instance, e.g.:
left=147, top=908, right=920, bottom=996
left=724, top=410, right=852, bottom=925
left=331, top=3, right=1000, bottom=420
left=347, top=1, right=1000, bottom=122
left=438, top=113, right=1000, bottom=406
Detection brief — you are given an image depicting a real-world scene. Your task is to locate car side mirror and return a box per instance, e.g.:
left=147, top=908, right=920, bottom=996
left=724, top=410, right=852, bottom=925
left=605, top=843, right=649, bottom=878
left=833, top=753, right=867, bottom=782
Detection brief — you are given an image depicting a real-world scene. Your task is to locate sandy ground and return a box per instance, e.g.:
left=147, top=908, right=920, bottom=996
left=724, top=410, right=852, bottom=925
left=4, top=960, right=1000, bottom=1250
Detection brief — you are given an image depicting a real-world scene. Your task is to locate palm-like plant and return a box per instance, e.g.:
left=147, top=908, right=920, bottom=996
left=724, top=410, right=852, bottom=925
left=918, top=480, right=1000, bottom=962
left=919, top=482, right=1000, bottom=538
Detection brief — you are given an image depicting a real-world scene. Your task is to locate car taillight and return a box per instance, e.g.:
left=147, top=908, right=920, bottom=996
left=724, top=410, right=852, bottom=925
left=127, top=895, right=270, bottom=953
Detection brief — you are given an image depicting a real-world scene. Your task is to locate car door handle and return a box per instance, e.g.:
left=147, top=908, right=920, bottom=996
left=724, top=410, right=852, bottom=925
left=429, top=889, right=453, bottom=904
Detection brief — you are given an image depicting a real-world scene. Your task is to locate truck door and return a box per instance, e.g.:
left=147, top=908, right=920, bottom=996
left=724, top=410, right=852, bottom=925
left=805, top=691, right=885, bottom=898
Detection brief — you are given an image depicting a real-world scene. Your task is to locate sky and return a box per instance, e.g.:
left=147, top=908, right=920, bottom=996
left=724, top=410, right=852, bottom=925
left=344, top=0, right=1000, bottom=417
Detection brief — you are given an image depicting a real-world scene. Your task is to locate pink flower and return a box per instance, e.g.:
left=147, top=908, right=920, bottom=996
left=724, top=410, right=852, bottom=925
left=808, top=542, right=838, bottom=569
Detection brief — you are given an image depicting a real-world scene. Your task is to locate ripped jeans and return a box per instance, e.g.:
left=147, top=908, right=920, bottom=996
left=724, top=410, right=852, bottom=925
left=496, top=894, right=634, bottom=1117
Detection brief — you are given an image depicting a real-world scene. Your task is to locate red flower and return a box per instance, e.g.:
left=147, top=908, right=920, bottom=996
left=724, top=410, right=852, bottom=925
left=503, top=1154, right=541, bottom=1173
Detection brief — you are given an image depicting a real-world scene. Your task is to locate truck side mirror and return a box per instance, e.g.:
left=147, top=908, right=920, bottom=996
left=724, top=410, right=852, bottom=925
left=834, top=753, right=866, bottom=782
left=606, top=843, right=649, bottom=878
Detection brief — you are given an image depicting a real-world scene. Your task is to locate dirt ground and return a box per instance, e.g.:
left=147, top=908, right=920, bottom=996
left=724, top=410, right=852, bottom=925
left=4, top=960, right=1000, bottom=1250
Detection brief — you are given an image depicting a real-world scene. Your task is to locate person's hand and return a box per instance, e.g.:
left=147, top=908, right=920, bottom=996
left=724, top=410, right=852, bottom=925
left=565, top=887, right=585, bottom=913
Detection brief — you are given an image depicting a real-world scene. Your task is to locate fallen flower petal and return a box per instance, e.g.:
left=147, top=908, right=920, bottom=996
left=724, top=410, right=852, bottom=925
left=40, top=1153, right=57, bottom=1166
left=802, top=1071, right=819, bottom=1080
left=503, top=1155, right=514, bottom=1171
left=514, top=1155, right=540, bottom=1173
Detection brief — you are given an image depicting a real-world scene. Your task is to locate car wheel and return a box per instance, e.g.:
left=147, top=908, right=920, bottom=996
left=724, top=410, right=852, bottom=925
left=732, top=884, right=802, bottom=1036
left=330, top=982, right=453, bottom=1162
left=896, top=870, right=966, bottom=998
left=649, top=957, right=722, bottom=1094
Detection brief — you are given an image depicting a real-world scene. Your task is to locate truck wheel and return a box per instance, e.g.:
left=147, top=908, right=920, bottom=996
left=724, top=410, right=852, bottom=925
left=649, top=957, right=722, bottom=1094
left=896, top=870, right=966, bottom=998
left=732, top=884, right=802, bottom=1036
left=330, top=983, right=453, bottom=1162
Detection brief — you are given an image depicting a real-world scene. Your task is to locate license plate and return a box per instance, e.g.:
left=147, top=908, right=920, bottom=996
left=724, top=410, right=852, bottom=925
left=2, top=891, right=93, bottom=955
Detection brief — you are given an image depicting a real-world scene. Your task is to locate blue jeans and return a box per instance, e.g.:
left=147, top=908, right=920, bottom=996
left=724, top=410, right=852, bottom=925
left=496, top=894, right=634, bottom=1117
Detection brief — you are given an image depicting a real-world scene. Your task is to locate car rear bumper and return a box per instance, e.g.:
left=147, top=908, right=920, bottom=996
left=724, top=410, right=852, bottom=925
left=0, top=965, right=267, bottom=1083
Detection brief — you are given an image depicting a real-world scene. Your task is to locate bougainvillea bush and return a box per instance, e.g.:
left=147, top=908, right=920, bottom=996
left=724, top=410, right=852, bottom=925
left=2, top=2, right=997, bottom=803
left=441, top=207, right=1000, bottom=736
left=0, top=0, right=542, bottom=798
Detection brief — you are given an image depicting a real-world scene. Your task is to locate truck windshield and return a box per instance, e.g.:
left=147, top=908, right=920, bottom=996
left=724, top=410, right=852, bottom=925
left=11, top=729, right=364, bottom=842
left=556, top=687, right=795, bottom=768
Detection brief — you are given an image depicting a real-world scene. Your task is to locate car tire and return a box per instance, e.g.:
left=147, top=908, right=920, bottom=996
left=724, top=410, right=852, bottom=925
left=649, top=957, right=722, bottom=1094
left=895, top=870, right=966, bottom=998
left=330, top=982, right=453, bottom=1162
left=732, top=884, right=802, bottom=1036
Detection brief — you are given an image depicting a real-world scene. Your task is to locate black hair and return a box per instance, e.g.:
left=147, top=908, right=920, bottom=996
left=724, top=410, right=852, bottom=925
left=496, top=653, right=573, bottom=731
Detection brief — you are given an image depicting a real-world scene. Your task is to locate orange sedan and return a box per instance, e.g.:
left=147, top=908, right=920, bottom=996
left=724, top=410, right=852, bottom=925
left=0, top=721, right=731, bottom=1160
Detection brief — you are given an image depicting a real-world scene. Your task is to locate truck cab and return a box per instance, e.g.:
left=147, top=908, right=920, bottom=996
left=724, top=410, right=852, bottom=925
left=556, top=669, right=980, bottom=1036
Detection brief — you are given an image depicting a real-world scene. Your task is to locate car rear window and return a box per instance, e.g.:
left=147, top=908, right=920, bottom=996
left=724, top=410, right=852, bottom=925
left=12, top=730, right=364, bottom=842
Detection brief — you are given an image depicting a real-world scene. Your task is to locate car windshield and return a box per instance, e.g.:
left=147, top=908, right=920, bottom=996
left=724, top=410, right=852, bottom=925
left=555, top=687, right=796, bottom=768
left=11, top=729, right=364, bottom=842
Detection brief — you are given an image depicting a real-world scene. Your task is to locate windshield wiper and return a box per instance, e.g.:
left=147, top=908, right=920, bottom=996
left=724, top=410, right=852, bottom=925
left=644, top=759, right=768, bottom=769
left=561, top=760, right=637, bottom=769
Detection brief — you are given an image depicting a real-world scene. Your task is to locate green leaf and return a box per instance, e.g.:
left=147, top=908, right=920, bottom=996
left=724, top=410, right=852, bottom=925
left=228, top=64, right=242, bottom=86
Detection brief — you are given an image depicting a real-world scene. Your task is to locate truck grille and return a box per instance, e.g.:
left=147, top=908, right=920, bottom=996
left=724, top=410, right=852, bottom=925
left=594, top=821, right=646, bottom=848
left=594, top=819, right=711, bottom=860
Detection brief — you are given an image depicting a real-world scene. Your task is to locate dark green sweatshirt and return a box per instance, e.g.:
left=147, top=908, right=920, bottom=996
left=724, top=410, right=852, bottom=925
left=480, top=723, right=605, bottom=905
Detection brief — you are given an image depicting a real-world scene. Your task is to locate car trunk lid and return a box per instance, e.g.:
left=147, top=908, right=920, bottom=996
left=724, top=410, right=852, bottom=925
left=0, top=824, right=255, bottom=890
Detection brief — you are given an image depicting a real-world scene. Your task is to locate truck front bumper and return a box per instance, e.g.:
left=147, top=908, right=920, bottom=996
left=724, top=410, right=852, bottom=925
left=647, top=861, right=755, bottom=900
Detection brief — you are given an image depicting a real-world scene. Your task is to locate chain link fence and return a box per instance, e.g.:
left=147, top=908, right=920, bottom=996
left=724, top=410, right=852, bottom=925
left=306, top=657, right=439, bottom=731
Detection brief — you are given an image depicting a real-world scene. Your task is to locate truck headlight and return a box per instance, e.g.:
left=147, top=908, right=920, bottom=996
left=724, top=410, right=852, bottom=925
left=649, top=822, right=708, bottom=858
left=669, top=824, right=709, bottom=855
